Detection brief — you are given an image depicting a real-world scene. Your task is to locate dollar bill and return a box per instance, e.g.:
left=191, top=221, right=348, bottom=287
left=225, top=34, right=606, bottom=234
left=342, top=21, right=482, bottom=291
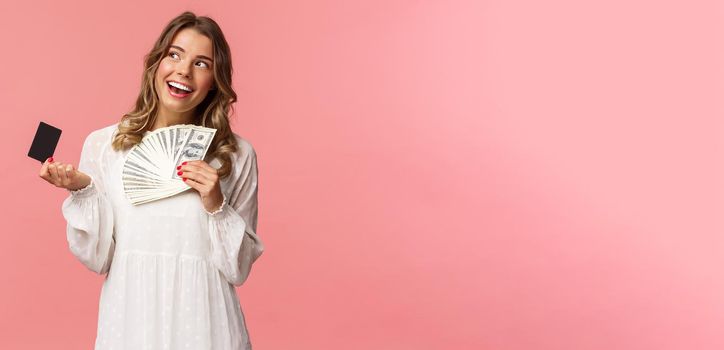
left=171, top=127, right=216, bottom=180
left=121, top=124, right=217, bottom=205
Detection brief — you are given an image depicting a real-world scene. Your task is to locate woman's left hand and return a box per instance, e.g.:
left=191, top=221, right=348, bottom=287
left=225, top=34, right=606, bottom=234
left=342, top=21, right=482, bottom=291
left=177, top=160, right=224, bottom=213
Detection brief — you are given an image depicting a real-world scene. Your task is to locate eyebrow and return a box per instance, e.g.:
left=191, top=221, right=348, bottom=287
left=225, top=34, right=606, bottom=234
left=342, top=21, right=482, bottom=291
left=169, top=45, right=214, bottom=62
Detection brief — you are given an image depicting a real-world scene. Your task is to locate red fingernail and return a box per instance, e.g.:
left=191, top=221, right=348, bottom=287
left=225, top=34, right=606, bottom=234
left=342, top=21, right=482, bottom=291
left=177, top=171, right=183, bottom=175
left=182, top=178, right=187, bottom=181
left=176, top=166, right=181, bottom=170
left=182, top=161, right=187, bottom=165
left=48, top=157, right=53, bottom=162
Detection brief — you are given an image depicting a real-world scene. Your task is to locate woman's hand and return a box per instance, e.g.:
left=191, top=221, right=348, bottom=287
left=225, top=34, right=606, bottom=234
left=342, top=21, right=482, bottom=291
left=177, top=160, right=224, bottom=213
left=39, top=157, right=91, bottom=191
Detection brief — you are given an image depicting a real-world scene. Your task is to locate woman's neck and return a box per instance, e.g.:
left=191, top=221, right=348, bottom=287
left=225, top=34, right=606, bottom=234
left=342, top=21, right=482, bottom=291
left=150, top=112, right=195, bottom=131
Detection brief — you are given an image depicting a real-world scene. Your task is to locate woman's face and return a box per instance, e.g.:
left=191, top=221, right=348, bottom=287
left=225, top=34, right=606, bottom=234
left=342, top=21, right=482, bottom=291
left=154, top=28, right=215, bottom=120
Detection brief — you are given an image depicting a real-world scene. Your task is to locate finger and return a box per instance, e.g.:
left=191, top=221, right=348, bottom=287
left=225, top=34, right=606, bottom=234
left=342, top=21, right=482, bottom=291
left=47, top=163, right=61, bottom=185
left=183, top=175, right=203, bottom=191
left=180, top=162, right=218, bottom=181
left=61, top=164, right=75, bottom=186
left=188, top=160, right=216, bottom=173
left=180, top=169, right=212, bottom=186
left=178, top=163, right=206, bottom=174
left=177, top=165, right=213, bottom=183
left=39, top=157, right=52, bottom=178
left=178, top=164, right=213, bottom=183
left=57, top=163, right=69, bottom=186
left=65, top=164, right=76, bottom=179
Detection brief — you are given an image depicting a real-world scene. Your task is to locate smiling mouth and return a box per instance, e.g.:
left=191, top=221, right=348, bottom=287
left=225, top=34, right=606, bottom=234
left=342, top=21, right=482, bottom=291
left=166, top=82, right=193, bottom=97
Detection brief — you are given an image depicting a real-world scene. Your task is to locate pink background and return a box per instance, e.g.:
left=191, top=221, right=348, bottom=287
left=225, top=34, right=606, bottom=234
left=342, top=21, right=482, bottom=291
left=1, top=0, right=723, bottom=349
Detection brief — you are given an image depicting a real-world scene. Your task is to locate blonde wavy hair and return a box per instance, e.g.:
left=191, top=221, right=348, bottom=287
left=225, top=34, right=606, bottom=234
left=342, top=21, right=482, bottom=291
left=112, top=11, right=238, bottom=180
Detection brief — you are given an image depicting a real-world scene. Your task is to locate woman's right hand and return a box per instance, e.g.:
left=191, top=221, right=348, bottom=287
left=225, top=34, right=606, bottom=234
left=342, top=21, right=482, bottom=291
left=39, top=157, right=92, bottom=191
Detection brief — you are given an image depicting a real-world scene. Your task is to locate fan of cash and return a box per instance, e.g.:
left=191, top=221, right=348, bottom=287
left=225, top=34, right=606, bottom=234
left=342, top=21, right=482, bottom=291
left=121, top=124, right=217, bottom=205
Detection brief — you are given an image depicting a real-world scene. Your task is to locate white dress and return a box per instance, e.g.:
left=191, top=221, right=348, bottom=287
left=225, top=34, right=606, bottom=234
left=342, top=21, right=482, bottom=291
left=61, top=122, right=265, bottom=350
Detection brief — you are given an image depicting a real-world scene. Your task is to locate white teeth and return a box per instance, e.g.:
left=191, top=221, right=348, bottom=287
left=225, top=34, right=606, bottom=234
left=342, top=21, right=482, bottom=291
left=168, top=81, right=193, bottom=92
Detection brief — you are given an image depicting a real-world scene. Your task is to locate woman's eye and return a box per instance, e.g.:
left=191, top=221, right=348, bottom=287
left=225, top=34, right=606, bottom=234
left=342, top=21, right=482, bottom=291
left=168, top=51, right=209, bottom=68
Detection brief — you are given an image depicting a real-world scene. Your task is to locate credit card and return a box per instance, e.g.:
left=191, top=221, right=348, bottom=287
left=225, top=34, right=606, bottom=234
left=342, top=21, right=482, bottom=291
left=28, top=121, right=62, bottom=163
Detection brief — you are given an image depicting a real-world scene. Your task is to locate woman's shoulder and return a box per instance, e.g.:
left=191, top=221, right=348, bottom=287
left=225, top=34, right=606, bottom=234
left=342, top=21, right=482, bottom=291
left=211, top=132, right=256, bottom=184
left=231, top=132, right=257, bottom=160
left=85, top=122, right=121, bottom=142
left=79, top=122, right=121, bottom=149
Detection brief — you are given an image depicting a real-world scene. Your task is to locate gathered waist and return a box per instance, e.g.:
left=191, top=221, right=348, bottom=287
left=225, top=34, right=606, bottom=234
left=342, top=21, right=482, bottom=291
left=114, top=249, right=211, bottom=262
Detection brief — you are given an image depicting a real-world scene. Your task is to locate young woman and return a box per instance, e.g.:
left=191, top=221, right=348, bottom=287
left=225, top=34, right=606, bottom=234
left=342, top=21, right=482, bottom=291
left=38, top=11, right=264, bottom=349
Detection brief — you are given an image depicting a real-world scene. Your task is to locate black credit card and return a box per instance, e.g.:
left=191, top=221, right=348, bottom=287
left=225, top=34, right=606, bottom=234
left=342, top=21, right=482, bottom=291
left=28, top=122, right=62, bottom=163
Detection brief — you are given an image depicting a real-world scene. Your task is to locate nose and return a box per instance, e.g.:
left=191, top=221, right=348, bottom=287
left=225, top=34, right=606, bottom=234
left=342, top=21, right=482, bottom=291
left=177, top=62, right=192, bottom=79
left=177, top=69, right=190, bottom=79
